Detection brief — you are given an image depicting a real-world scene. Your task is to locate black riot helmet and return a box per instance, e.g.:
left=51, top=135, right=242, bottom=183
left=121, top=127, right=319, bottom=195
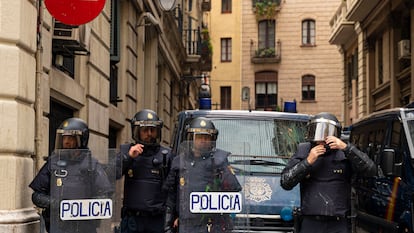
left=55, top=118, right=89, bottom=149
left=306, top=112, right=341, bottom=142
left=131, top=109, right=163, bottom=146
left=185, top=117, right=218, bottom=142
left=185, top=117, right=218, bottom=154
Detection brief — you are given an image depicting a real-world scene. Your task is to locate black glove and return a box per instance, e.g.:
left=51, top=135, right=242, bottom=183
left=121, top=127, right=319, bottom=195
left=164, top=207, right=174, bottom=233
left=32, top=192, right=51, bottom=208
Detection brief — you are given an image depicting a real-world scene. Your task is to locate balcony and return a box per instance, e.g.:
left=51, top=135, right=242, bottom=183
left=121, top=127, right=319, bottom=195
left=329, top=1, right=355, bottom=45
left=253, top=0, right=281, bottom=20
left=183, top=28, right=201, bottom=59
left=171, top=4, right=212, bottom=72
left=346, top=0, right=381, bottom=22
left=252, top=0, right=281, bottom=8
left=182, top=27, right=213, bottom=71
left=251, top=40, right=281, bottom=64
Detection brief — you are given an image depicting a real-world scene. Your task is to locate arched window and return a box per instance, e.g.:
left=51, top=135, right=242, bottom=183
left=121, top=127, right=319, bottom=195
left=255, top=71, right=278, bottom=110
left=302, top=19, right=315, bottom=45
left=302, top=75, right=315, bottom=101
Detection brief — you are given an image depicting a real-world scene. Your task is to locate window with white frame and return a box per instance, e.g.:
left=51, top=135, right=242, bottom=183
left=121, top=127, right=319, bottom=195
left=302, top=19, right=315, bottom=45
left=302, top=75, right=315, bottom=101
left=258, top=20, right=275, bottom=49
left=221, top=38, right=232, bottom=62
left=222, top=0, right=232, bottom=13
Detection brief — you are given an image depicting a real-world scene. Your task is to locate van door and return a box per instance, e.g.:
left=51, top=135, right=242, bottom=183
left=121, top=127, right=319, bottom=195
left=353, top=116, right=412, bottom=232
left=352, top=120, right=387, bottom=226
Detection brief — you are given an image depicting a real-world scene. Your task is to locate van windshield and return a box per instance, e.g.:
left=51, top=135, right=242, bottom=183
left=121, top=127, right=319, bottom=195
left=211, top=118, right=307, bottom=174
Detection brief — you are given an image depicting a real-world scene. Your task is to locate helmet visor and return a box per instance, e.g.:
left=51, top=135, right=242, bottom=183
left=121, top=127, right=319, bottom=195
left=185, top=127, right=218, bottom=141
left=132, top=125, right=161, bottom=145
left=133, top=120, right=162, bottom=128
left=307, top=120, right=340, bottom=142
left=184, top=137, right=216, bottom=155
left=186, top=132, right=214, bottom=141
left=55, top=129, right=82, bottom=149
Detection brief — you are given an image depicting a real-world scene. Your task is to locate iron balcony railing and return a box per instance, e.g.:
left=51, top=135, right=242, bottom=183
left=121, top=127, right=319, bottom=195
left=173, top=5, right=202, bottom=57
left=251, top=40, right=282, bottom=64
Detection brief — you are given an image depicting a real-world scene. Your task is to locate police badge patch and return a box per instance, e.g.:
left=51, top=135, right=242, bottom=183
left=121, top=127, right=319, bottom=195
left=244, top=177, right=272, bottom=202
left=128, top=169, right=133, bottom=177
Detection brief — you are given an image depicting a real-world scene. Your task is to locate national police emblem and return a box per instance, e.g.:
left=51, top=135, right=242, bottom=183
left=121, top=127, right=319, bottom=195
left=128, top=169, right=133, bottom=177
left=244, top=177, right=272, bottom=202
left=180, top=177, right=185, bottom=186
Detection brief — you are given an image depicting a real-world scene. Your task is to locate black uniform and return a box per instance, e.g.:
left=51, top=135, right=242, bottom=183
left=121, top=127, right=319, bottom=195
left=29, top=150, right=113, bottom=233
left=117, top=143, right=172, bottom=233
left=280, top=142, right=376, bottom=233
left=164, top=148, right=241, bottom=233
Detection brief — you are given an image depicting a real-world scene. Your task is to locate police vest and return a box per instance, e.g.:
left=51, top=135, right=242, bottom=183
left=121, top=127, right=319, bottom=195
left=49, top=151, right=101, bottom=199
left=174, top=149, right=240, bottom=220
left=296, top=142, right=352, bottom=217
left=122, top=144, right=171, bottom=212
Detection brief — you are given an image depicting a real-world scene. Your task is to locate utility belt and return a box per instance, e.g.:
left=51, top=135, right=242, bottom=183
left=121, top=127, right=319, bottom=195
left=181, top=215, right=233, bottom=230
left=122, top=207, right=164, bottom=218
left=180, top=215, right=233, bottom=233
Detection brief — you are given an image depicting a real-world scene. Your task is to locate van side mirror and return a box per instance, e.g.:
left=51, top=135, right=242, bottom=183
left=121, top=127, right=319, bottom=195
left=381, top=149, right=401, bottom=176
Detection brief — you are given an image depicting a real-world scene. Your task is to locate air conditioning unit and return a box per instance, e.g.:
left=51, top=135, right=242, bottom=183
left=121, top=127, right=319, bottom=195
left=202, top=0, right=211, bottom=11
left=53, top=20, right=91, bottom=55
left=398, top=40, right=411, bottom=60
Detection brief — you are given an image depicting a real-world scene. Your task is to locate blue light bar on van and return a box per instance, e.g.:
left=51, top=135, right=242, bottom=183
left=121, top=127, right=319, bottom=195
left=280, top=206, right=293, bottom=221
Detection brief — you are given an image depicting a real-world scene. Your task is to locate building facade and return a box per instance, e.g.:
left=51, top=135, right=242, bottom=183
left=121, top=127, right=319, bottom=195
left=329, top=0, right=414, bottom=125
left=0, top=0, right=208, bottom=231
left=208, top=0, right=344, bottom=120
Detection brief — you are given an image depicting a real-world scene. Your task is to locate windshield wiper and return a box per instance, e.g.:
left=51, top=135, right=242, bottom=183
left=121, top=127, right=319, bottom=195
left=230, top=159, right=286, bottom=167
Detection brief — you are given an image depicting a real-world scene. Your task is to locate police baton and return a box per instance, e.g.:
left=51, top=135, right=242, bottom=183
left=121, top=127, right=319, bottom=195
left=161, top=149, right=169, bottom=180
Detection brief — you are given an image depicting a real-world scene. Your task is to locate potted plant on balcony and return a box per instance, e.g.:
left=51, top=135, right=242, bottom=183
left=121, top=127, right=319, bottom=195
left=254, top=0, right=280, bottom=20
left=200, top=28, right=212, bottom=71
left=200, top=28, right=213, bottom=56
left=255, top=47, right=276, bottom=58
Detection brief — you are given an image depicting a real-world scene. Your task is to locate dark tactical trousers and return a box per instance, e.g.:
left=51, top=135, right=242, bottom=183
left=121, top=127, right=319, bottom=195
left=120, top=210, right=164, bottom=233
left=300, top=216, right=351, bottom=233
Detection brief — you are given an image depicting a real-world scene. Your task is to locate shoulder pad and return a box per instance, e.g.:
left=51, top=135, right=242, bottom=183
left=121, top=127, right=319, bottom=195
left=120, top=144, right=132, bottom=154
left=295, top=142, right=312, bottom=159
left=213, top=149, right=229, bottom=165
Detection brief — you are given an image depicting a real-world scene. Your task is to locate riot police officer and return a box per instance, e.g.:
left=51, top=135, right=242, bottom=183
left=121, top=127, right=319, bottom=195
left=163, top=117, right=242, bottom=233
left=117, top=109, right=172, bottom=233
left=280, top=112, right=376, bottom=233
left=29, top=117, right=113, bottom=233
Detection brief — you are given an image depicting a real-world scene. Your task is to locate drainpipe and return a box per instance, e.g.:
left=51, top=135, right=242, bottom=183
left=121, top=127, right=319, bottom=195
left=35, top=0, right=44, bottom=169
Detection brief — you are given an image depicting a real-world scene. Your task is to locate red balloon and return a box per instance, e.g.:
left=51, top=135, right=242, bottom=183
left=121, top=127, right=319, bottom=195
left=45, top=0, right=106, bottom=26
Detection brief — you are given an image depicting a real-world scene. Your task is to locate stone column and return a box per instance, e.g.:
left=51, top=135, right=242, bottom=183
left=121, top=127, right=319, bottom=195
left=0, top=0, right=40, bottom=232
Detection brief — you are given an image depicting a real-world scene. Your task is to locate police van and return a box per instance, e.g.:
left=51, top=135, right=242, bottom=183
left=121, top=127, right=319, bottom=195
left=171, top=110, right=311, bottom=232
left=350, top=107, right=414, bottom=232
